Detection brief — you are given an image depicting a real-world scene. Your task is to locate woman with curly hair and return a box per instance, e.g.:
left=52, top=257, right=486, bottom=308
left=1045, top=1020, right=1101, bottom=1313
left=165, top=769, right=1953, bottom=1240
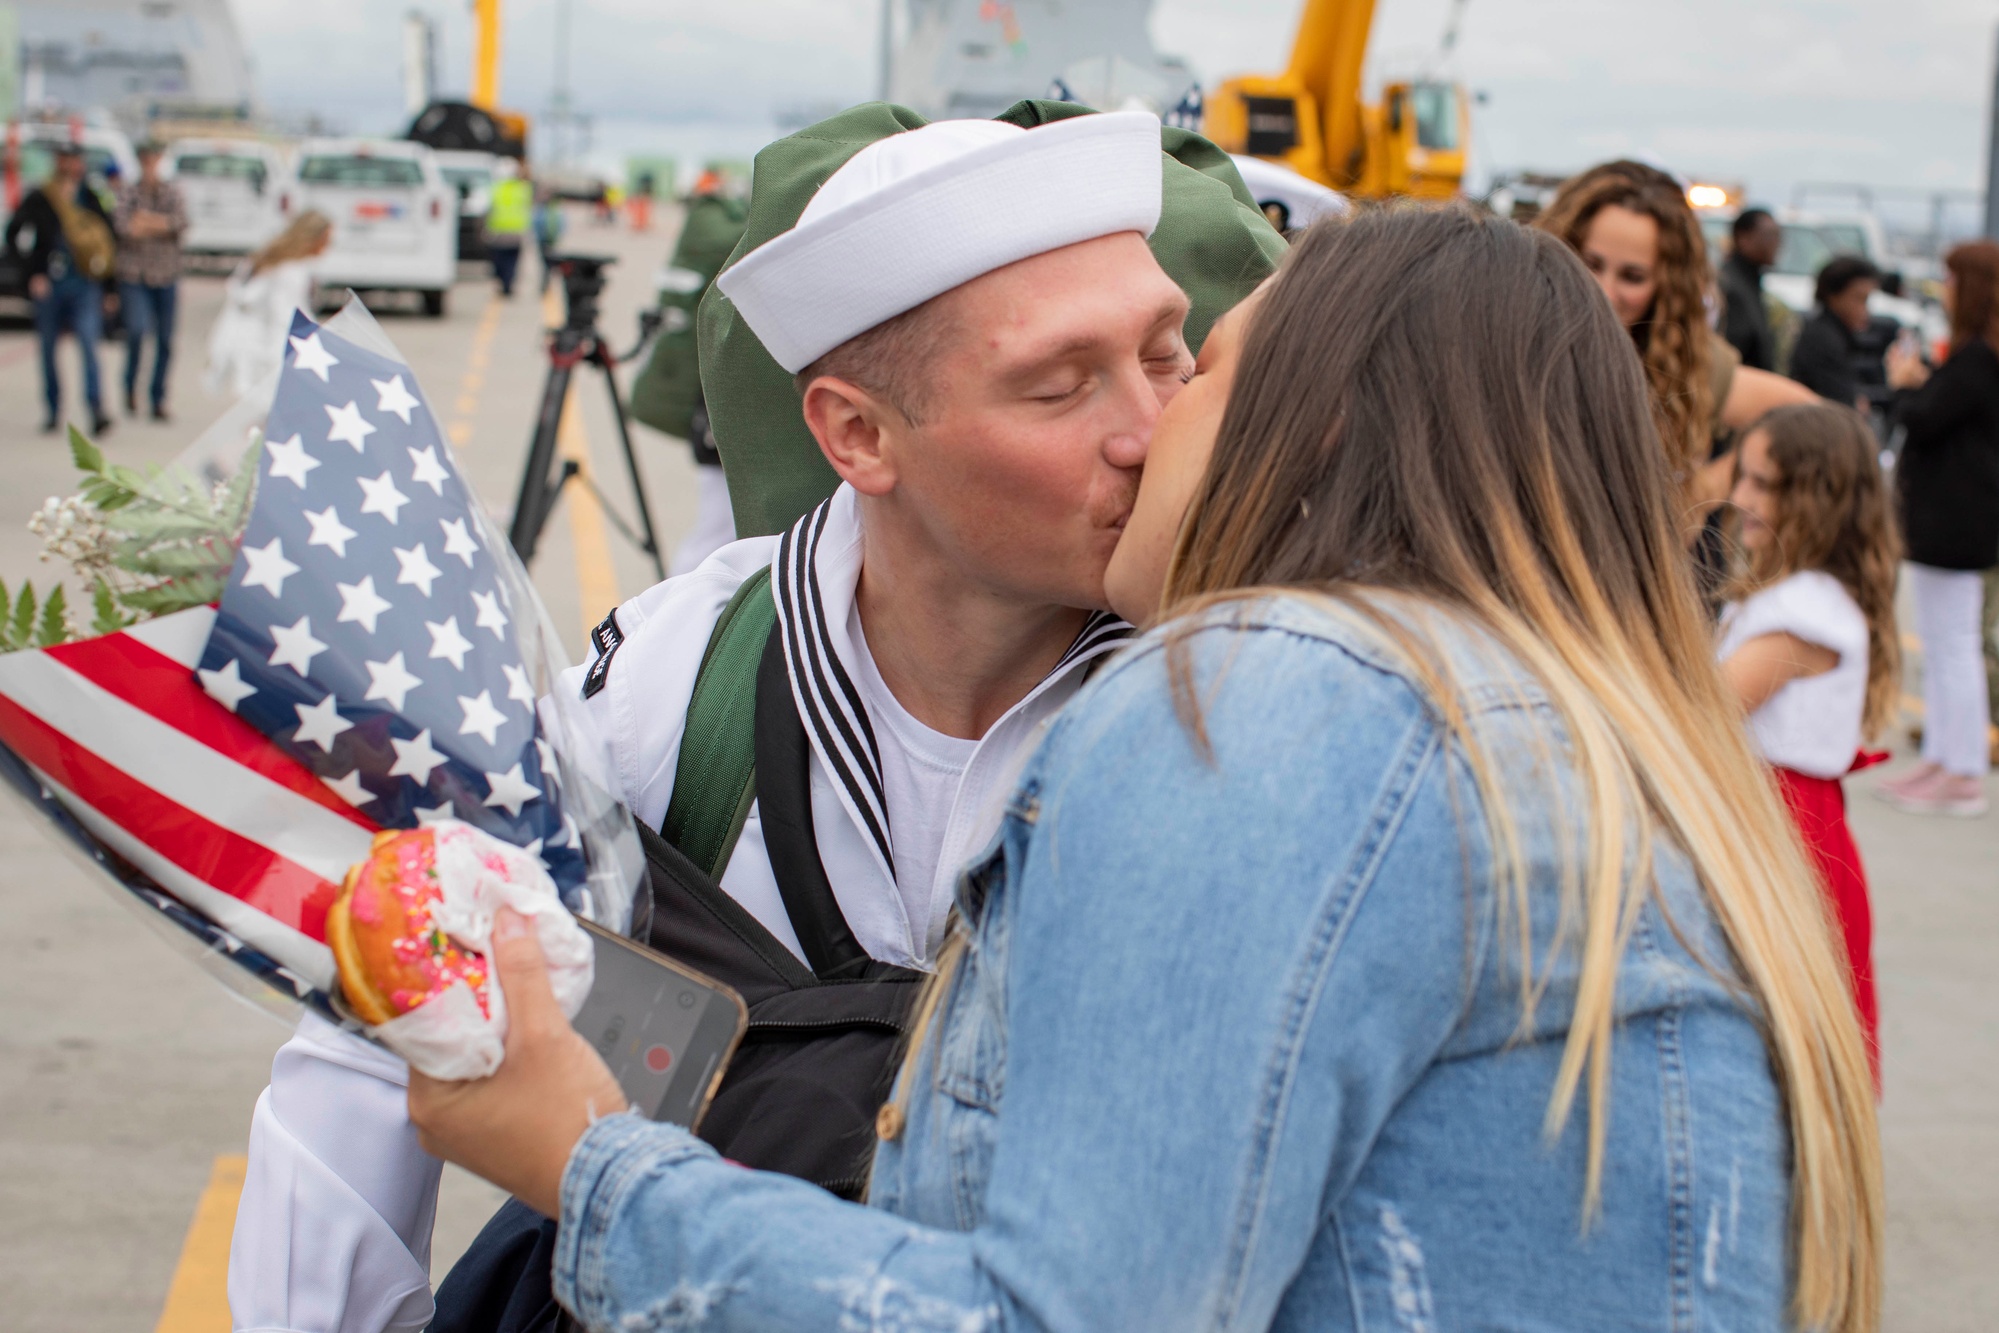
left=1537, top=160, right=1812, bottom=535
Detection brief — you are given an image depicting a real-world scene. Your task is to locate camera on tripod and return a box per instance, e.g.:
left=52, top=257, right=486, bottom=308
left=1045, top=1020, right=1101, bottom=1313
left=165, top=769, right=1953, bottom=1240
left=549, top=252, right=613, bottom=329
left=507, top=252, right=669, bottom=580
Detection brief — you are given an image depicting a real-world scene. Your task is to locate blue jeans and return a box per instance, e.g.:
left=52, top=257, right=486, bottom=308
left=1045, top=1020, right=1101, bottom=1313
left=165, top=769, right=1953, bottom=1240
left=34, top=272, right=104, bottom=424
left=120, top=280, right=177, bottom=411
left=489, top=241, right=522, bottom=296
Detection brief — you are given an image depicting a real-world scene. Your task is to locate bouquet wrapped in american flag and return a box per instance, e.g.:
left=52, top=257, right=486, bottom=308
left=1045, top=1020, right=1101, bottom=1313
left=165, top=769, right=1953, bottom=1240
left=0, top=304, right=640, bottom=1060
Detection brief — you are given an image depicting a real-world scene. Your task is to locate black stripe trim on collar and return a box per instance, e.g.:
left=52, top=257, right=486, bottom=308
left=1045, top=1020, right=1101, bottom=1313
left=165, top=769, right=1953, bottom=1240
left=1054, top=611, right=1136, bottom=672
left=773, top=502, right=896, bottom=880
left=769, top=506, right=1137, bottom=887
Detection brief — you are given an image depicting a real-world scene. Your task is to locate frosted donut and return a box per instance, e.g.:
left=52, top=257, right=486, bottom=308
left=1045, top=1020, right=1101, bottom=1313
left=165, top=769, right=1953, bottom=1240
left=328, top=827, right=491, bottom=1026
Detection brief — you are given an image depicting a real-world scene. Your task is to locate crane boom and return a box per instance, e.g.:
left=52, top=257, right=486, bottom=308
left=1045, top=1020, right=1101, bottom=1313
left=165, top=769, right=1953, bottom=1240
left=472, top=0, right=503, bottom=109
left=1283, top=0, right=1377, bottom=187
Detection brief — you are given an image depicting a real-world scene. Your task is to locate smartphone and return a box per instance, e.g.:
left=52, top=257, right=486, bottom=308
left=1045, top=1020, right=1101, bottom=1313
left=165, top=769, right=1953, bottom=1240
left=572, top=919, right=747, bottom=1128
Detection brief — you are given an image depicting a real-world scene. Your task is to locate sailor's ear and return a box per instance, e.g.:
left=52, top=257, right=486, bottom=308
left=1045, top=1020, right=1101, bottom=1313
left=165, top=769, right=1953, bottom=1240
left=800, top=375, right=902, bottom=497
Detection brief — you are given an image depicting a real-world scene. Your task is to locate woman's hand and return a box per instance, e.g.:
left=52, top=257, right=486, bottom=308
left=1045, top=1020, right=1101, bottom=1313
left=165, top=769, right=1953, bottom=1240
left=1886, top=341, right=1930, bottom=391
left=408, top=907, right=628, bottom=1217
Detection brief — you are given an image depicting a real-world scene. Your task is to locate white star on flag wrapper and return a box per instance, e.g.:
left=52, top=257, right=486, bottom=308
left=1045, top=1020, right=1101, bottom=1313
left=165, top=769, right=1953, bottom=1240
left=200, top=312, right=596, bottom=895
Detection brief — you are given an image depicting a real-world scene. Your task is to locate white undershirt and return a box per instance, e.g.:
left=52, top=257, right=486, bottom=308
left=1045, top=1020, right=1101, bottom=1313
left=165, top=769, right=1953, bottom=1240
left=846, top=600, right=980, bottom=947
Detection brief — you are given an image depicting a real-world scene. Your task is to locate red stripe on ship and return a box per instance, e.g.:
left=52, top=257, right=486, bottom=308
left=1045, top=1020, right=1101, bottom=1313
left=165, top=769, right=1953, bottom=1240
left=0, top=690, right=338, bottom=940
left=45, top=633, right=379, bottom=832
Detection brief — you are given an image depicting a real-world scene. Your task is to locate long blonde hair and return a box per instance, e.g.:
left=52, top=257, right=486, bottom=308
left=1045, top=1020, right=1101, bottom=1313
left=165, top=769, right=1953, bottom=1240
left=1536, top=161, right=1718, bottom=487
left=896, top=207, right=1880, bottom=1333
left=249, top=210, right=331, bottom=276
left=1175, top=209, right=1875, bottom=1331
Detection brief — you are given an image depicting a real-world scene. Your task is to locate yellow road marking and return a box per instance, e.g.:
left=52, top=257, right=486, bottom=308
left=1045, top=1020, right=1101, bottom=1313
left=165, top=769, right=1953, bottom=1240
left=153, top=1154, right=246, bottom=1333
left=556, top=383, right=620, bottom=642
left=541, top=285, right=621, bottom=641
left=442, top=296, right=506, bottom=455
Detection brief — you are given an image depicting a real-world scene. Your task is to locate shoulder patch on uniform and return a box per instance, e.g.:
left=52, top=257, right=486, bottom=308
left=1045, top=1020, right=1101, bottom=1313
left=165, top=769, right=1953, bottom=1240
left=582, top=609, right=624, bottom=699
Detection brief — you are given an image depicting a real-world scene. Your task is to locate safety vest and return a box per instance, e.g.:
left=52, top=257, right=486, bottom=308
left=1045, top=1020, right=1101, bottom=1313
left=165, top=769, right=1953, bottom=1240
left=486, top=176, right=532, bottom=237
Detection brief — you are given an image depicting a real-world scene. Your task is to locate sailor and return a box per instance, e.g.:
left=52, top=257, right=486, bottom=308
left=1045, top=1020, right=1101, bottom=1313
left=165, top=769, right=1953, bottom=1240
left=228, top=100, right=1282, bottom=1333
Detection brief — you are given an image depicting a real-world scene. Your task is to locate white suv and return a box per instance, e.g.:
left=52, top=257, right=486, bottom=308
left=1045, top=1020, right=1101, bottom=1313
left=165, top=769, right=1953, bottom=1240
left=282, top=138, right=457, bottom=316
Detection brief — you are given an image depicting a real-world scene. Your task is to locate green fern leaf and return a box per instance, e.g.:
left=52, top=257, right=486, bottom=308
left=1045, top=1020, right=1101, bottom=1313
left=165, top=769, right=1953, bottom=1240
left=90, top=580, right=128, bottom=636
left=10, top=582, right=36, bottom=647
left=35, top=585, right=69, bottom=647
left=67, top=425, right=104, bottom=475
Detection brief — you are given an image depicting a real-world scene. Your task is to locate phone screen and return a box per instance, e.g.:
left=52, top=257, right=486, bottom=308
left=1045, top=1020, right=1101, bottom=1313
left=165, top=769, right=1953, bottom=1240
left=571, top=920, right=747, bottom=1127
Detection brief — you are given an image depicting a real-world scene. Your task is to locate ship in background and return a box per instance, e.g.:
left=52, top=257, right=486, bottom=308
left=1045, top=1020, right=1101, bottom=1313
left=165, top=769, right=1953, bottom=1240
left=4, top=0, right=256, bottom=129
left=886, top=0, right=1201, bottom=124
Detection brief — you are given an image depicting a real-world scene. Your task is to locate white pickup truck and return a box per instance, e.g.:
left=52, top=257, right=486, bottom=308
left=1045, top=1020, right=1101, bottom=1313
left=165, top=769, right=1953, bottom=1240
left=282, top=138, right=457, bottom=316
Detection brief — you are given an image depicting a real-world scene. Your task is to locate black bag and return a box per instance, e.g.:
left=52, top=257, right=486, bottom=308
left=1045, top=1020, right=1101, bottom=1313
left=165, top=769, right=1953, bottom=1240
left=430, top=573, right=921, bottom=1333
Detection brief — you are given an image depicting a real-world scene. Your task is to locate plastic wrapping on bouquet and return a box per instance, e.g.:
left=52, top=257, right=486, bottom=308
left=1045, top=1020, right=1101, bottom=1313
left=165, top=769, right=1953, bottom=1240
left=0, top=300, right=644, bottom=1023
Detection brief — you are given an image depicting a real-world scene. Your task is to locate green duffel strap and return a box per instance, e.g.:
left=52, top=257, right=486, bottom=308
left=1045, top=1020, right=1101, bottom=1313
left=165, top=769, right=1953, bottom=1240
left=661, top=564, right=776, bottom=879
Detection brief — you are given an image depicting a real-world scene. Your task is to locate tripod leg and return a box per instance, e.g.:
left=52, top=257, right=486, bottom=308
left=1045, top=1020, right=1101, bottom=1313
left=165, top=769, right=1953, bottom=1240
left=508, top=355, right=577, bottom=564
left=595, top=342, right=666, bottom=581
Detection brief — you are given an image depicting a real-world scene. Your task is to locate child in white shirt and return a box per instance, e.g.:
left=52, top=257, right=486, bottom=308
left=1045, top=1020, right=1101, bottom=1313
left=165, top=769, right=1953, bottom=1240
left=1718, top=402, right=1901, bottom=1081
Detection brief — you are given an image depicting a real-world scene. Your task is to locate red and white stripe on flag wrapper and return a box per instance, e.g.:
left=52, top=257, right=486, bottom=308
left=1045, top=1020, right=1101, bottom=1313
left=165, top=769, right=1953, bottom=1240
left=0, top=606, right=378, bottom=988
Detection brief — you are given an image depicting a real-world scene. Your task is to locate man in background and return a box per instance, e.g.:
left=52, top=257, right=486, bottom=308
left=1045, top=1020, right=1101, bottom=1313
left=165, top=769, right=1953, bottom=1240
left=5, top=144, right=115, bottom=436
left=1721, top=207, right=1781, bottom=371
left=114, top=141, right=187, bottom=422
left=484, top=158, right=531, bottom=298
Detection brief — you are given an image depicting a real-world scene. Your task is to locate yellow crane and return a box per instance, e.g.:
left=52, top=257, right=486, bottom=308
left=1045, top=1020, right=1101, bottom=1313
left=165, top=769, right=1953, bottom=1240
left=471, top=0, right=504, bottom=109
left=1203, top=0, right=1471, bottom=200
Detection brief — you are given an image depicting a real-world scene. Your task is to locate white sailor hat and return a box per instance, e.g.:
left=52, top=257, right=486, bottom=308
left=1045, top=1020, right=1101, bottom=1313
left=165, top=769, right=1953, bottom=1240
left=716, top=111, right=1164, bottom=374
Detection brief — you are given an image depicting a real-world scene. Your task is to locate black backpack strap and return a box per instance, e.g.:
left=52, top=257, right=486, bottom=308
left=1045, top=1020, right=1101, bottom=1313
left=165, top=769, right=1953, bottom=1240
left=661, top=566, right=775, bottom=879
left=755, top=623, right=873, bottom=979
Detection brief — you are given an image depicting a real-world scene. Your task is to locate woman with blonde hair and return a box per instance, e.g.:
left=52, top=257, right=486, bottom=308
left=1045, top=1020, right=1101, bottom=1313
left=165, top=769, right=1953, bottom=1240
left=205, top=209, right=332, bottom=395
left=405, top=209, right=1880, bottom=1333
left=1536, top=161, right=1812, bottom=532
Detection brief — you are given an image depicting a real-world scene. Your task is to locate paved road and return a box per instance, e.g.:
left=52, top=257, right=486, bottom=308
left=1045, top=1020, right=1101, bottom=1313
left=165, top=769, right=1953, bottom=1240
left=0, top=209, right=1991, bottom=1329
left=0, top=208, right=701, bottom=1331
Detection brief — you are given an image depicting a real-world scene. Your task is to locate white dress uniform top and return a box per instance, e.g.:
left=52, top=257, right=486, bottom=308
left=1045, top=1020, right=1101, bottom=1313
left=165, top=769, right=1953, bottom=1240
left=228, top=488, right=1129, bottom=1331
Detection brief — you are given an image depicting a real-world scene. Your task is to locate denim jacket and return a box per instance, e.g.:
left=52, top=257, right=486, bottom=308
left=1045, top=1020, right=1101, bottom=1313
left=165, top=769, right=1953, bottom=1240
left=554, top=596, right=1793, bottom=1331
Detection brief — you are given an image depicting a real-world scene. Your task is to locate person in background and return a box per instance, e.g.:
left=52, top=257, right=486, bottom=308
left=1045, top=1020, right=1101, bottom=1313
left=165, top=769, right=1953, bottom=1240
left=1719, top=402, right=1901, bottom=1080
left=113, top=140, right=188, bottom=423
left=1789, top=256, right=1882, bottom=414
left=1876, top=241, right=1999, bottom=817
left=531, top=182, right=564, bottom=294
left=1722, top=206, right=1782, bottom=371
left=484, top=157, right=531, bottom=299
left=628, top=170, right=654, bottom=232
left=408, top=207, right=1881, bottom=1333
left=5, top=143, right=116, bottom=436
left=1535, top=161, right=1812, bottom=606
left=628, top=167, right=746, bottom=574
left=205, top=211, right=331, bottom=397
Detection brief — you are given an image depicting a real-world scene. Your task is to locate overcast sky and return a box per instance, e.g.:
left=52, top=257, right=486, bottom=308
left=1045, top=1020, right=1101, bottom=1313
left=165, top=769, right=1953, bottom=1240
left=235, top=0, right=1998, bottom=207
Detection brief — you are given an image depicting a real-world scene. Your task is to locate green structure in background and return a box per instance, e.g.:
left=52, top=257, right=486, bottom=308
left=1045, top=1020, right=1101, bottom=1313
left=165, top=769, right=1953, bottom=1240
left=0, top=7, right=17, bottom=116
left=696, top=99, right=1288, bottom=540
left=624, top=154, right=677, bottom=197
